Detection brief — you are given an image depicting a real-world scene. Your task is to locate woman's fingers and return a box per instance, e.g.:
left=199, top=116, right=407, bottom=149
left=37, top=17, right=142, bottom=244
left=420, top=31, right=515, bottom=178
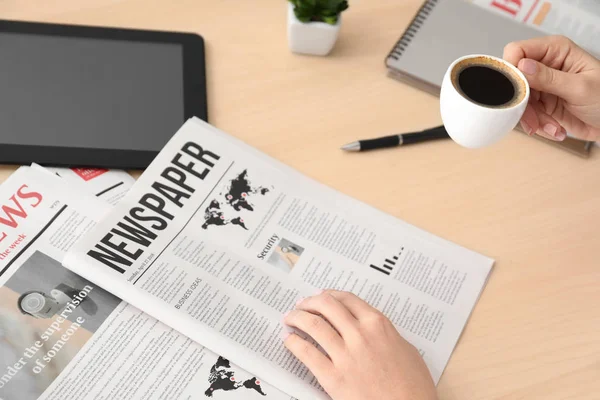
left=503, top=35, right=582, bottom=70
left=552, top=109, right=600, bottom=142
left=520, top=101, right=564, bottom=140
left=295, top=292, right=358, bottom=338
left=284, top=332, right=333, bottom=378
left=284, top=308, right=345, bottom=356
left=326, top=290, right=379, bottom=321
left=283, top=290, right=381, bottom=359
left=536, top=115, right=566, bottom=141
left=504, top=35, right=600, bottom=142
left=283, top=291, right=438, bottom=400
left=520, top=104, right=539, bottom=135
left=517, top=58, right=582, bottom=102
left=539, top=91, right=559, bottom=115
left=532, top=102, right=565, bottom=141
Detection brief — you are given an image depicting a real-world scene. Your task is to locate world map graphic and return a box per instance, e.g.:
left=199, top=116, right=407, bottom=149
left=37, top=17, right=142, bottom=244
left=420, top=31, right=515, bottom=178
left=202, top=170, right=271, bottom=230
left=204, top=356, right=266, bottom=397
left=201, top=200, right=248, bottom=230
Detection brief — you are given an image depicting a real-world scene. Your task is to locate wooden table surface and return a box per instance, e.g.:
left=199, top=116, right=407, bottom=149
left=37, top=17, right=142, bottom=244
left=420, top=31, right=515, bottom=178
left=1, top=0, right=598, bottom=399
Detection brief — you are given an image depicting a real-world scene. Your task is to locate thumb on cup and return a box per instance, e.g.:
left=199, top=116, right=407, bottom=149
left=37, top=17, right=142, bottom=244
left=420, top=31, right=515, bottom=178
left=517, top=58, right=579, bottom=101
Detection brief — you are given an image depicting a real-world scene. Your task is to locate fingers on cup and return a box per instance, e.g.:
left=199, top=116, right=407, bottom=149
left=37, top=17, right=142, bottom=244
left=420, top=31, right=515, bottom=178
left=538, top=91, right=559, bottom=115
left=504, top=35, right=576, bottom=67
left=532, top=103, right=565, bottom=141
left=520, top=105, right=539, bottom=135
left=503, top=41, right=526, bottom=67
left=521, top=101, right=564, bottom=140
left=517, top=58, right=579, bottom=102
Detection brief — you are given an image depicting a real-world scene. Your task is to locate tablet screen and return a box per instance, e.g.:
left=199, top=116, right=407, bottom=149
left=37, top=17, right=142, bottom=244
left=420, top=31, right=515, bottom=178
left=0, top=32, right=185, bottom=152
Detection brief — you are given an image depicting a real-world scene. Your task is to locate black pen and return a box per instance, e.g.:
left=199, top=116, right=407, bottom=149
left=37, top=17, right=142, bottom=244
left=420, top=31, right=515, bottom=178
left=341, top=125, right=449, bottom=152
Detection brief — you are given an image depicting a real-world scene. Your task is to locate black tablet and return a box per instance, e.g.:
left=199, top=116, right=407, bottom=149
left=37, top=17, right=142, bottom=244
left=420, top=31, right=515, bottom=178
left=0, top=20, right=207, bottom=169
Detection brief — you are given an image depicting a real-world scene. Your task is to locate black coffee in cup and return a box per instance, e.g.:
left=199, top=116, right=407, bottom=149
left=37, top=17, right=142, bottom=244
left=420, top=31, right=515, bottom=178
left=450, top=56, right=527, bottom=108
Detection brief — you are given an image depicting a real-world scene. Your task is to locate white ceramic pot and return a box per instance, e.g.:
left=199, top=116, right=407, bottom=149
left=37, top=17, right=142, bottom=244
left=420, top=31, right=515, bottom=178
left=440, top=54, right=530, bottom=149
left=287, top=3, right=341, bottom=56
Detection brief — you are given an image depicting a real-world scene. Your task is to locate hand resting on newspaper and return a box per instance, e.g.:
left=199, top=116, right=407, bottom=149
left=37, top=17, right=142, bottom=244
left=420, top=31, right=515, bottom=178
left=283, top=290, right=438, bottom=400
left=503, top=35, right=600, bottom=142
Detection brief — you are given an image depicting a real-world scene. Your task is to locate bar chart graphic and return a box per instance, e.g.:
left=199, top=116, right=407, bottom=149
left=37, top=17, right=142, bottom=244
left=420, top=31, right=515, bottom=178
left=369, top=247, right=404, bottom=276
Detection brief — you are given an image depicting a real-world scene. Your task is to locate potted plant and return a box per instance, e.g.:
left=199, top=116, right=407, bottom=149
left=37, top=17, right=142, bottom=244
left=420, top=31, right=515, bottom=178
left=287, top=0, right=349, bottom=56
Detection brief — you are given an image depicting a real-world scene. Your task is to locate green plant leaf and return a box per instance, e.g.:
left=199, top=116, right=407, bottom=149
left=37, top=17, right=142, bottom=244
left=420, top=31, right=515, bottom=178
left=290, top=0, right=348, bottom=23
left=322, top=15, right=338, bottom=24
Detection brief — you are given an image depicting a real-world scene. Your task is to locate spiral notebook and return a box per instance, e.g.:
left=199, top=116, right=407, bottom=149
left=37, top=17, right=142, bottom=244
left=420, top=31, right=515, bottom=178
left=385, top=0, right=593, bottom=157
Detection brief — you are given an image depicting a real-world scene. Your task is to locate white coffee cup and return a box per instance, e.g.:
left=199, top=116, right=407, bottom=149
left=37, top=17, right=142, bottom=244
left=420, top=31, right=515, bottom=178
left=440, top=54, right=530, bottom=148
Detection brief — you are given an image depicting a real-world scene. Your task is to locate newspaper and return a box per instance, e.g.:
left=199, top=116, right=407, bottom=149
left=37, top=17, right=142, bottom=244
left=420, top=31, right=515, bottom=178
left=64, top=118, right=494, bottom=399
left=472, top=0, right=600, bottom=56
left=0, top=166, right=293, bottom=400
left=30, top=165, right=135, bottom=206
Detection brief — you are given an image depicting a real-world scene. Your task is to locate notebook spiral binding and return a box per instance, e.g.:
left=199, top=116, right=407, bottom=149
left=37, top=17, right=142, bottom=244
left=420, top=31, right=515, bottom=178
left=386, top=0, right=439, bottom=61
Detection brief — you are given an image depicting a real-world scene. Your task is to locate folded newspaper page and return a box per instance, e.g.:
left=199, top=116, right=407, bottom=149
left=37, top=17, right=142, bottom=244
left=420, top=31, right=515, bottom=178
left=30, top=165, right=135, bottom=206
left=64, top=118, right=494, bottom=399
left=472, top=0, right=600, bottom=56
left=0, top=166, right=294, bottom=400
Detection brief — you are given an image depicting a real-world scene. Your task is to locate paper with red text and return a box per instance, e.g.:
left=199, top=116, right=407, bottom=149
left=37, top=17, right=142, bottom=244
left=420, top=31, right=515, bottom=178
left=0, top=166, right=293, bottom=400
left=471, top=0, right=600, bottom=56
left=31, top=165, right=135, bottom=206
